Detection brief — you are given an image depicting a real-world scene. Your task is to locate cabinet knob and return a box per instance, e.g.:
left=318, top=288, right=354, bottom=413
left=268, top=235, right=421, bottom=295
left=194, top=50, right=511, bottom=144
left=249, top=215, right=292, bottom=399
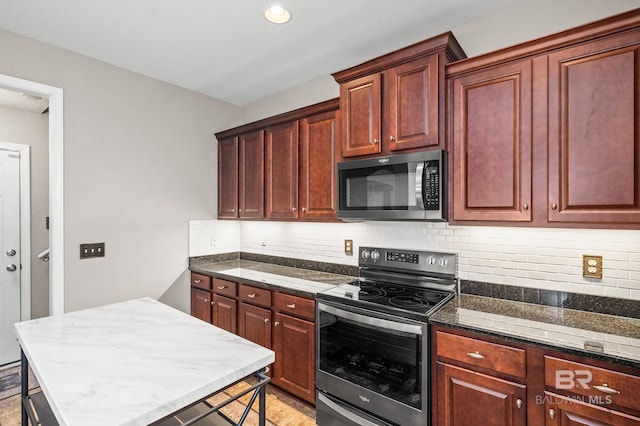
left=549, top=409, right=555, bottom=419
left=232, top=209, right=235, bottom=213
left=264, top=318, right=270, bottom=323
left=389, top=136, right=395, bottom=142
left=211, top=300, right=215, bottom=305
left=286, top=303, right=296, bottom=309
left=275, top=321, right=280, bottom=326
left=292, top=207, right=297, bottom=212
left=467, top=351, right=485, bottom=360
left=551, top=203, right=558, bottom=210
left=239, top=208, right=242, bottom=212
left=516, top=399, right=523, bottom=409
left=523, top=203, right=529, bottom=211
left=370, top=138, right=380, bottom=145
left=302, top=207, right=306, bottom=212
left=204, top=299, right=209, bottom=303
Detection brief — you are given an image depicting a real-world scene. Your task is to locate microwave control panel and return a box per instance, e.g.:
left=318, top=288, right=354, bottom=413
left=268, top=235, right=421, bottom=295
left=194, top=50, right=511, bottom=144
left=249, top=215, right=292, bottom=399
left=424, top=160, right=440, bottom=210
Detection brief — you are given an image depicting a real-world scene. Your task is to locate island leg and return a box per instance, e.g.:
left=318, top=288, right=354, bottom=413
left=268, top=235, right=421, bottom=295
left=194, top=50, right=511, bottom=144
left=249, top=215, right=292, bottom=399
left=21, top=349, right=28, bottom=426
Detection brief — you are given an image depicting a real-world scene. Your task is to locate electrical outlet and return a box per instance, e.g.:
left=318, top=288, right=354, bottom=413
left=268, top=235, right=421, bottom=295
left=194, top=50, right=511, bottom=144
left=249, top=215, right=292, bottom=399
left=582, top=255, right=602, bottom=279
left=80, top=242, right=105, bottom=259
left=344, top=239, right=353, bottom=255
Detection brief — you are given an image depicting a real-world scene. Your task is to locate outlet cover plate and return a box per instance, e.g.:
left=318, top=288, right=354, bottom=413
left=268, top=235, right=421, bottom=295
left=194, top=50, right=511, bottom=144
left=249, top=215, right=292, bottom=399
left=344, top=239, right=353, bottom=255
left=582, top=255, right=602, bottom=279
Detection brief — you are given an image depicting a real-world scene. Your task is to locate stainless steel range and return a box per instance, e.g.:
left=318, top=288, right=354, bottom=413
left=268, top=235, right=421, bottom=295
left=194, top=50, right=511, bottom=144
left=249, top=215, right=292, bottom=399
left=315, top=246, right=457, bottom=426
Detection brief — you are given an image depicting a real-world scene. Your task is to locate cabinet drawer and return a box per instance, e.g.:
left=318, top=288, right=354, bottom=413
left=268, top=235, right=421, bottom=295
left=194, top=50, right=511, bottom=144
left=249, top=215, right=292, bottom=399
left=436, top=331, right=526, bottom=378
left=191, top=273, right=212, bottom=290
left=213, top=278, right=237, bottom=297
left=273, top=292, right=315, bottom=321
left=545, top=356, right=640, bottom=412
left=239, top=284, right=272, bottom=307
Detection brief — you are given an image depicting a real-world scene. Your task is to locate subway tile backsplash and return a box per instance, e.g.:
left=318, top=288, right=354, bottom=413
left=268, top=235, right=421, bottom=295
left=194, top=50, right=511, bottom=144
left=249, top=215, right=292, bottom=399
left=189, top=220, right=640, bottom=300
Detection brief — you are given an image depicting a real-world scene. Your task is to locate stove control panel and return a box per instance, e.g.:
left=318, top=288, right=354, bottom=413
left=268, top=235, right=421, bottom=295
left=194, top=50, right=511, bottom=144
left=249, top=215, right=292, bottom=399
left=359, top=246, right=457, bottom=276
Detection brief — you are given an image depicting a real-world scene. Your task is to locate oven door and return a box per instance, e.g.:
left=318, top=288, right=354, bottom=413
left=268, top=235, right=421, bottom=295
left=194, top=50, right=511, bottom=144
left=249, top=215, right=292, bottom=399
left=316, top=300, right=429, bottom=426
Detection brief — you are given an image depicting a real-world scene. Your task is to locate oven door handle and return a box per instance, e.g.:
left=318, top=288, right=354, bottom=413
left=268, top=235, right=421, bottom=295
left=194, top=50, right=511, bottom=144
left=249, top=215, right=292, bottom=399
left=318, top=302, right=423, bottom=335
left=318, top=393, right=392, bottom=426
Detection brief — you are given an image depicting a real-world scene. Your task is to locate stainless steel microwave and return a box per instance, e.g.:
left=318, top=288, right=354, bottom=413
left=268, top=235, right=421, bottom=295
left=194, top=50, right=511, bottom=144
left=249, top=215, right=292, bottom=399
left=337, top=150, right=446, bottom=221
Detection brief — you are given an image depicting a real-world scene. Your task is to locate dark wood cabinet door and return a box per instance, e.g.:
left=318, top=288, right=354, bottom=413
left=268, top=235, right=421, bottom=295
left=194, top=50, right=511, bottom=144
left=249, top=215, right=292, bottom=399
left=272, top=312, right=315, bottom=404
left=544, top=392, right=640, bottom=426
left=299, top=110, right=338, bottom=220
left=265, top=121, right=299, bottom=219
left=218, top=137, right=238, bottom=219
left=436, top=362, right=526, bottom=426
left=238, top=302, right=271, bottom=349
left=238, top=130, right=264, bottom=219
left=388, top=55, right=440, bottom=151
left=213, top=294, right=237, bottom=334
left=340, top=74, right=382, bottom=157
left=548, top=33, right=640, bottom=224
left=190, top=288, right=212, bottom=323
left=451, top=60, right=533, bottom=222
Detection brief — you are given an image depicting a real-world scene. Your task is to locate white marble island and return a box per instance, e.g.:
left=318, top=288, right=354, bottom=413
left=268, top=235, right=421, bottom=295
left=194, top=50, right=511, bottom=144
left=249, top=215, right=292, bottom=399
left=14, top=297, right=274, bottom=426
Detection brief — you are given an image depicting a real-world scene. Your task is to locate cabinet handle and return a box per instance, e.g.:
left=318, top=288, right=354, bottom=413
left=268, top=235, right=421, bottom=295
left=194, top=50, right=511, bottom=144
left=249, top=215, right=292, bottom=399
left=593, top=384, right=620, bottom=394
left=467, top=351, right=485, bottom=360
left=194, top=279, right=201, bottom=284
left=275, top=321, right=280, bottom=326
left=389, top=136, right=395, bottom=142
left=248, top=293, right=256, bottom=298
left=549, top=409, right=555, bottom=419
left=218, top=286, right=226, bottom=290
left=286, top=303, right=296, bottom=309
left=516, top=399, right=523, bottom=409
left=551, top=202, right=558, bottom=210
left=523, top=203, right=529, bottom=211
left=264, top=318, right=270, bottom=323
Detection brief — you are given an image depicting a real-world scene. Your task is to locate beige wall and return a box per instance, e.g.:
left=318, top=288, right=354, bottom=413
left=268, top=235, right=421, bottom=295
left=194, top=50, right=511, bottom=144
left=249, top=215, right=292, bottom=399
left=0, top=106, right=49, bottom=318
left=0, top=28, right=239, bottom=314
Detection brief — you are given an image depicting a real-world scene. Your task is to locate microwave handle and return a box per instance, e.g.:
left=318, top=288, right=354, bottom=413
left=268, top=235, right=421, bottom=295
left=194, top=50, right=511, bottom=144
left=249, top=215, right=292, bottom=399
left=415, top=162, right=425, bottom=209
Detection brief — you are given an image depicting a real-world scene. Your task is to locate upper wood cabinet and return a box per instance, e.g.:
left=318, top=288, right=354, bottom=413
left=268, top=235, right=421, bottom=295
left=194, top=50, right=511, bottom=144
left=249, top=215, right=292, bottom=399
left=217, top=131, right=264, bottom=219
left=448, top=9, right=640, bottom=228
left=547, top=32, right=640, bottom=224
left=450, top=59, right=534, bottom=222
left=299, top=109, right=339, bottom=220
left=215, top=99, right=340, bottom=222
left=333, top=32, right=466, bottom=158
left=265, top=121, right=299, bottom=219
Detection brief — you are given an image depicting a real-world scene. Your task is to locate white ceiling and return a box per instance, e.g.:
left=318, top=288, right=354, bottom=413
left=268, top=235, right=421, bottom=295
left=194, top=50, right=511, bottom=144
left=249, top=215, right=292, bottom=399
left=0, top=0, right=638, bottom=108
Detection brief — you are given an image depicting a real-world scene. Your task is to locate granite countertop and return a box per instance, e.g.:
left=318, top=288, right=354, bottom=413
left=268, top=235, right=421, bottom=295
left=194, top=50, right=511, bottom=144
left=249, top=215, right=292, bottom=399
left=14, top=298, right=274, bottom=425
left=189, top=259, right=356, bottom=297
left=431, top=294, right=640, bottom=368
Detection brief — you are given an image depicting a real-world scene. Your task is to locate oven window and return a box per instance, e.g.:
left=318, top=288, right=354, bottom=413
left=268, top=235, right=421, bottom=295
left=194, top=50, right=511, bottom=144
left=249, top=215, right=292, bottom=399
left=318, top=308, right=422, bottom=409
left=340, top=163, right=417, bottom=210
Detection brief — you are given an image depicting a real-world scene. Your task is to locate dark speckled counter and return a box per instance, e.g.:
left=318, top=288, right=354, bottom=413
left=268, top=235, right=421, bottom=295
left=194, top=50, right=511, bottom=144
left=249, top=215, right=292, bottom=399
left=189, top=256, right=356, bottom=298
left=430, top=293, right=640, bottom=368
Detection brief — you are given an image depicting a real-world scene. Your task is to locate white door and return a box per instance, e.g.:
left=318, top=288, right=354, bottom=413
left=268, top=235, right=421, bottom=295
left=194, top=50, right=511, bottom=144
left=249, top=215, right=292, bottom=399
left=0, top=149, right=21, bottom=366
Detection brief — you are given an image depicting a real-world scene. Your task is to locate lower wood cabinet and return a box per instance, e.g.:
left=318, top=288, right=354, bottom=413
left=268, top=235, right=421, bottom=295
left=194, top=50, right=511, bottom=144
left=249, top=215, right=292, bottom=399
left=190, top=287, right=212, bottom=323
left=432, top=325, right=640, bottom=426
left=238, top=302, right=272, bottom=349
left=437, top=362, right=526, bottom=426
left=191, top=273, right=317, bottom=404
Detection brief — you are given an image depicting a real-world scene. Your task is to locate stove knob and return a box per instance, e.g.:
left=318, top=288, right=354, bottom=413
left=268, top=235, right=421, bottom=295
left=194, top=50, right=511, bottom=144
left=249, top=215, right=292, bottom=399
left=361, top=249, right=370, bottom=260
left=439, top=258, right=449, bottom=268
left=371, top=250, right=381, bottom=261
left=427, top=256, right=436, bottom=265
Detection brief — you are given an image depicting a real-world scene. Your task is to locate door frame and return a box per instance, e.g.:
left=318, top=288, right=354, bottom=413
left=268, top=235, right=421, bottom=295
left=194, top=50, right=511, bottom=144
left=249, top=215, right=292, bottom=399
left=0, top=143, right=31, bottom=321
left=0, top=74, right=64, bottom=317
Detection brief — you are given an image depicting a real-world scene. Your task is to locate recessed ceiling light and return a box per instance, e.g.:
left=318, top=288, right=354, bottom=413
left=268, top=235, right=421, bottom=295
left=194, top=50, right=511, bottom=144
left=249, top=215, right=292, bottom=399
left=264, top=5, right=291, bottom=24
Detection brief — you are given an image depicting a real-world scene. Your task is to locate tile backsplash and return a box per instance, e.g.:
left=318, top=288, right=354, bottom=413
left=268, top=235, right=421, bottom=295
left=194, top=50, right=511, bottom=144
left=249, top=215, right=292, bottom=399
left=189, top=220, right=640, bottom=300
